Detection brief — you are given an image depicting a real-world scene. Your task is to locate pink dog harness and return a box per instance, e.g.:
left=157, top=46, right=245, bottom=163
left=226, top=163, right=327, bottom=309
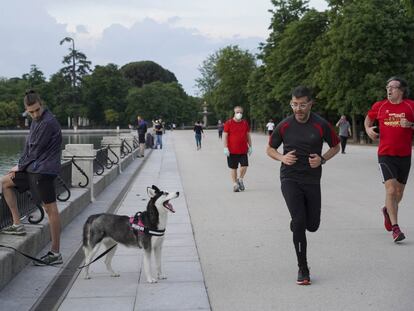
left=129, top=212, right=165, bottom=236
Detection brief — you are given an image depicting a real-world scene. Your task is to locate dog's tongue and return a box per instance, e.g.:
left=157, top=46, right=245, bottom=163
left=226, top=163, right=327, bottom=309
left=165, top=202, right=175, bottom=213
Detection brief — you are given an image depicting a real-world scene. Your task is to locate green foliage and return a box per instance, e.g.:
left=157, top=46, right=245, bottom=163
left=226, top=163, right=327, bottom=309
left=125, top=82, right=198, bottom=125
left=120, top=61, right=177, bottom=88
left=196, top=45, right=256, bottom=121
left=316, top=0, right=414, bottom=116
left=0, top=101, right=20, bottom=127
left=82, top=64, right=129, bottom=125
left=104, top=109, right=120, bottom=125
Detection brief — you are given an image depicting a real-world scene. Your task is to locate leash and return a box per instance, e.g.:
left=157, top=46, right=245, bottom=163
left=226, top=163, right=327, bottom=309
left=77, top=244, right=117, bottom=269
left=0, top=243, right=117, bottom=269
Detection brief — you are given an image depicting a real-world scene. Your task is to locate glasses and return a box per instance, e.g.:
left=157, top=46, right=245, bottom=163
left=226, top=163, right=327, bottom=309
left=290, top=102, right=310, bottom=110
left=386, top=85, right=400, bottom=90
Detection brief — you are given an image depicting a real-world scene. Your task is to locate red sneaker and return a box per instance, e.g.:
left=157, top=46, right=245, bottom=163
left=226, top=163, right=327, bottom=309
left=392, top=226, right=406, bottom=243
left=382, top=207, right=392, bottom=232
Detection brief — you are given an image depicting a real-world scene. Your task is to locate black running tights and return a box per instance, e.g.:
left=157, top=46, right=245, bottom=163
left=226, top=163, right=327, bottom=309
left=281, top=180, right=321, bottom=267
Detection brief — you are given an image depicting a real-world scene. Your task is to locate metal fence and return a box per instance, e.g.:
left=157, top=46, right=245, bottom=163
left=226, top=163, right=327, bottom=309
left=0, top=162, right=72, bottom=230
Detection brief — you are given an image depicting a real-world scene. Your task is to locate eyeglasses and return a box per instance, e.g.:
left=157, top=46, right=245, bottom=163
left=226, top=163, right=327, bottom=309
left=290, top=102, right=310, bottom=110
left=386, top=85, right=400, bottom=90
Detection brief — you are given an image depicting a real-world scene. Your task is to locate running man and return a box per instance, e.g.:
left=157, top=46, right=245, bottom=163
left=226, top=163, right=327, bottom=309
left=365, top=76, right=414, bottom=243
left=267, top=86, right=340, bottom=285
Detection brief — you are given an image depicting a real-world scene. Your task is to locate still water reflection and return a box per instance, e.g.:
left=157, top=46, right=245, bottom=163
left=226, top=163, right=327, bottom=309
left=0, top=134, right=111, bottom=175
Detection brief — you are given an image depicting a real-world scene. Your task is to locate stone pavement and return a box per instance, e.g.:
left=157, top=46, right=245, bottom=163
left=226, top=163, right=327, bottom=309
left=3, top=129, right=414, bottom=311
left=172, top=130, right=414, bottom=311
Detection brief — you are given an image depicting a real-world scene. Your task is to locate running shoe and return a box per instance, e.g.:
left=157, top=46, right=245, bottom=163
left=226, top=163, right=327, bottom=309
left=233, top=184, right=240, bottom=192
left=1, top=224, right=26, bottom=236
left=33, top=251, right=63, bottom=266
left=297, top=266, right=311, bottom=285
left=382, top=207, right=392, bottom=232
left=392, top=226, right=406, bottom=243
left=238, top=179, right=245, bottom=191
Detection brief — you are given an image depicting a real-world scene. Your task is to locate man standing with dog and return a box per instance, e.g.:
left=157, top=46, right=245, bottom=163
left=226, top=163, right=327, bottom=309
left=266, top=86, right=340, bottom=285
left=223, top=106, right=252, bottom=192
left=0, top=90, right=63, bottom=266
left=365, top=76, right=414, bottom=243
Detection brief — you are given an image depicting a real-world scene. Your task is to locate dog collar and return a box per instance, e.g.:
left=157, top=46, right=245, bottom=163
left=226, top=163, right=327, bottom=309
left=129, top=212, right=165, bottom=236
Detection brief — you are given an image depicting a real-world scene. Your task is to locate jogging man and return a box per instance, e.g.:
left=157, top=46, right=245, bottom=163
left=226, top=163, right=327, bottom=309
left=365, top=76, right=414, bottom=243
left=223, top=106, right=252, bottom=192
left=266, top=86, right=340, bottom=285
left=0, top=90, right=63, bottom=266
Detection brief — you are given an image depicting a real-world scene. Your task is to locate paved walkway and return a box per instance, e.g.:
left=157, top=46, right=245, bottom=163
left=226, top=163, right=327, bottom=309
left=172, top=130, right=414, bottom=311
left=34, top=130, right=414, bottom=310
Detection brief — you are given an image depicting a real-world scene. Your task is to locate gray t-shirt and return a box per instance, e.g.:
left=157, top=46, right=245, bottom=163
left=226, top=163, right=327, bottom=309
left=338, top=120, right=350, bottom=137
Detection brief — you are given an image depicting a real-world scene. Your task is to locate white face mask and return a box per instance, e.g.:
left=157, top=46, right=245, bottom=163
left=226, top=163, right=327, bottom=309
left=235, top=112, right=243, bottom=120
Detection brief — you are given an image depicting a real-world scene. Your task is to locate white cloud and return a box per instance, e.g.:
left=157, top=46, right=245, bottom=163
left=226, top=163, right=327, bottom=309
left=0, top=0, right=328, bottom=95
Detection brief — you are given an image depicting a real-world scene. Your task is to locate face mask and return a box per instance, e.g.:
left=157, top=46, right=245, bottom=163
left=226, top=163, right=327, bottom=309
left=235, top=112, right=243, bottom=120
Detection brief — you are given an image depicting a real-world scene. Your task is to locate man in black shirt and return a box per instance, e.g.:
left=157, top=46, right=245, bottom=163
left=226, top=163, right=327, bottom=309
left=266, top=86, right=340, bottom=285
left=154, top=120, right=163, bottom=149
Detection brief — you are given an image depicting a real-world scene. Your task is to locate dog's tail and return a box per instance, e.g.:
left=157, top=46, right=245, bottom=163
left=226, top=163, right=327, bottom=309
left=83, top=214, right=101, bottom=247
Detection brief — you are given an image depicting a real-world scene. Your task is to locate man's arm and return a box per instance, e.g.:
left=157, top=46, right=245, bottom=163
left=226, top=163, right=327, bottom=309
left=266, top=146, right=297, bottom=165
left=364, top=115, right=379, bottom=141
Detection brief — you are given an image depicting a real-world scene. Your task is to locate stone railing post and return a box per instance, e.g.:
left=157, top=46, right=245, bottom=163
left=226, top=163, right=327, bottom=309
left=62, top=144, right=96, bottom=202
left=101, top=136, right=122, bottom=173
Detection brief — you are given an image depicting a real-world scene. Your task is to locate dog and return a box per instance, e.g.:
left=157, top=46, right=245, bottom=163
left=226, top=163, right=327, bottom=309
left=82, top=185, right=179, bottom=283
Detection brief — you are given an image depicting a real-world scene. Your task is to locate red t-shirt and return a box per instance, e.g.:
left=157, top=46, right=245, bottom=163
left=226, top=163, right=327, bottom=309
left=224, top=118, right=250, bottom=154
left=367, top=99, right=414, bottom=156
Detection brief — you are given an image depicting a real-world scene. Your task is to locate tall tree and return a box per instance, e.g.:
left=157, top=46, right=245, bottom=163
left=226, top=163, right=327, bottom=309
left=196, top=45, right=256, bottom=120
left=120, top=61, right=177, bottom=88
left=82, top=64, right=129, bottom=126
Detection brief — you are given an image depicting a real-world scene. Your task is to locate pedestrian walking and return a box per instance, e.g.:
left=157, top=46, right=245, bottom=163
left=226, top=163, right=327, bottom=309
left=223, top=106, right=252, bottom=192
left=217, top=120, right=224, bottom=139
left=136, top=115, right=147, bottom=157
left=336, top=115, right=352, bottom=154
left=365, top=76, right=414, bottom=243
left=0, top=89, right=64, bottom=265
left=265, top=119, right=275, bottom=136
left=154, top=120, right=163, bottom=149
left=266, top=86, right=340, bottom=285
left=194, top=121, right=204, bottom=150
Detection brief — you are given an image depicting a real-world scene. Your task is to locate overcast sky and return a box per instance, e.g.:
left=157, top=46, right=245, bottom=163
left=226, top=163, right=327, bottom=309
left=0, top=0, right=328, bottom=96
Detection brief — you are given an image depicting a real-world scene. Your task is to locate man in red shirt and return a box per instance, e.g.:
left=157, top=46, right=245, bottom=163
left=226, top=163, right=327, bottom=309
left=365, top=76, right=414, bottom=242
left=223, top=106, right=252, bottom=192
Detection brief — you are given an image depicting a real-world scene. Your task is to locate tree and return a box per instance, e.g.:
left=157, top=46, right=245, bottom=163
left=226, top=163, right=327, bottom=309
left=82, top=64, right=129, bottom=126
left=315, top=0, right=414, bottom=138
left=120, top=61, right=177, bottom=88
left=125, top=82, right=198, bottom=125
left=59, top=37, right=92, bottom=88
left=0, top=101, right=20, bottom=127
left=196, top=46, right=256, bottom=121
left=260, top=0, right=309, bottom=60
left=266, top=9, right=329, bottom=112
left=22, top=65, right=46, bottom=89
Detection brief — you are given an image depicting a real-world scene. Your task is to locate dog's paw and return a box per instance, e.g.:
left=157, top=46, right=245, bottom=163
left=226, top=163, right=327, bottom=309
left=111, top=273, right=120, bottom=278
left=147, top=278, right=158, bottom=283
left=84, top=275, right=91, bottom=280
left=157, top=274, right=167, bottom=280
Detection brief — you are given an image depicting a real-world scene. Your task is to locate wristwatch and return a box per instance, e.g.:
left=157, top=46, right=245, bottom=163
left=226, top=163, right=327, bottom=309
left=320, top=156, right=326, bottom=165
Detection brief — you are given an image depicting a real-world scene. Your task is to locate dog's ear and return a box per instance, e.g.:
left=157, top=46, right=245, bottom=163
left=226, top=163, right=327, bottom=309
left=147, top=187, right=157, bottom=198
left=151, top=185, right=160, bottom=192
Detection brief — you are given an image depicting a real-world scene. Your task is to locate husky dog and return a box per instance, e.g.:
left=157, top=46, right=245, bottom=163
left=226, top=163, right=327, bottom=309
left=82, top=185, right=179, bottom=283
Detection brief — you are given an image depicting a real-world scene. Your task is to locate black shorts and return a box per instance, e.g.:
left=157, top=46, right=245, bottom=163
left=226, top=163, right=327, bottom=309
left=12, top=172, right=57, bottom=204
left=227, top=154, right=249, bottom=169
left=138, top=133, right=146, bottom=144
left=378, top=155, right=411, bottom=184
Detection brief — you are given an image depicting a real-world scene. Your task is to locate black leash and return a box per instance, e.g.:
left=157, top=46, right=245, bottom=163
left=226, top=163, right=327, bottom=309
left=77, top=244, right=117, bottom=269
left=0, top=243, right=117, bottom=269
